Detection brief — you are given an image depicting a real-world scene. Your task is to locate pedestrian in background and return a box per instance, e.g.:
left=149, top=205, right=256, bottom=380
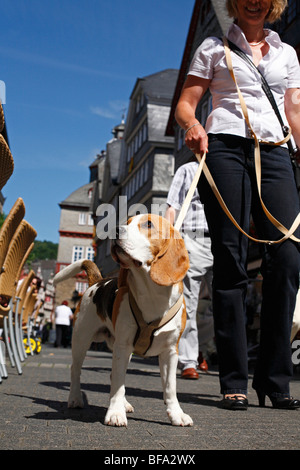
left=54, top=300, right=73, bottom=348
left=165, top=160, right=214, bottom=379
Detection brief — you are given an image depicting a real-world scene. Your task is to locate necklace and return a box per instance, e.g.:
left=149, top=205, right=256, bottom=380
left=248, top=35, right=266, bottom=46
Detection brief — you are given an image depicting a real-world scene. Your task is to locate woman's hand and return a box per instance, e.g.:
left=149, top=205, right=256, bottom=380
left=175, top=75, right=211, bottom=157
left=184, top=120, right=208, bottom=156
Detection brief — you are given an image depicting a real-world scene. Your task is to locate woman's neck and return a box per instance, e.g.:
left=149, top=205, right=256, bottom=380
left=236, top=20, right=265, bottom=44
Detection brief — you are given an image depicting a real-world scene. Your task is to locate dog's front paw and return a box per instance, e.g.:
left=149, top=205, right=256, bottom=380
left=104, top=408, right=128, bottom=427
left=124, top=398, right=134, bottom=413
left=167, top=408, right=193, bottom=427
left=68, top=393, right=84, bottom=409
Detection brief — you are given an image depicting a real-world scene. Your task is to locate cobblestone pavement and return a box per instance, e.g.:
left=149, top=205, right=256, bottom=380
left=0, top=343, right=299, bottom=454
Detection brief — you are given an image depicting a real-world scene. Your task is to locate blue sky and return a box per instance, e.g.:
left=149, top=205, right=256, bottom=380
left=1, top=0, right=195, bottom=243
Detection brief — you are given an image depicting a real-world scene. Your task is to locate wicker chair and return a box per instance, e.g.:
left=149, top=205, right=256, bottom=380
left=0, top=220, right=37, bottom=299
left=13, top=270, right=35, bottom=361
left=14, top=270, right=35, bottom=315
left=0, top=198, right=25, bottom=274
left=0, top=102, right=4, bottom=133
left=0, top=220, right=37, bottom=374
left=0, top=134, right=14, bottom=191
left=21, top=285, right=38, bottom=355
left=0, top=199, right=25, bottom=376
left=0, top=301, right=10, bottom=379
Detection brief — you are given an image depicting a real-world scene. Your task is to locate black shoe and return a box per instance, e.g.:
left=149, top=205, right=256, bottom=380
left=219, top=395, right=248, bottom=410
left=256, top=391, right=300, bottom=409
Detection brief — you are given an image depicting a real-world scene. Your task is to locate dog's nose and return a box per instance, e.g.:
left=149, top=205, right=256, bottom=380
left=115, top=226, right=127, bottom=239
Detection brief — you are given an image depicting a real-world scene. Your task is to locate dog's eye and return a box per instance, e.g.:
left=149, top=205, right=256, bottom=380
left=142, top=220, right=153, bottom=230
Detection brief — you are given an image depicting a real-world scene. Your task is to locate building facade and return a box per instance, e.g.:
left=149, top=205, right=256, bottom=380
left=55, top=179, right=95, bottom=307
left=93, top=69, right=179, bottom=277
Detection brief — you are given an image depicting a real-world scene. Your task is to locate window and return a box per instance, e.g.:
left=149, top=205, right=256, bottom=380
left=142, top=121, right=148, bottom=142
left=144, top=159, right=149, bottom=181
left=78, top=213, right=86, bottom=225
left=88, top=214, right=94, bottom=226
left=75, top=281, right=88, bottom=294
left=124, top=156, right=151, bottom=201
left=86, top=246, right=94, bottom=261
left=127, top=142, right=133, bottom=163
left=88, top=188, right=93, bottom=199
left=72, top=246, right=84, bottom=263
left=140, top=165, right=144, bottom=188
left=134, top=134, right=139, bottom=153
left=126, top=121, right=148, bottom=163
left=136, top=93, right=144, bottom=114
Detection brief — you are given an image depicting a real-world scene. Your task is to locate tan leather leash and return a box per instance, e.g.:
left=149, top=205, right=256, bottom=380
left=175, top=40, right=300, bottom=244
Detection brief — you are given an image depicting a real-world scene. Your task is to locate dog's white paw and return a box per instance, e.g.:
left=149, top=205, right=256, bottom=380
left=124, top=398, right=134, bottom=413
left=104, top=408, right=128, bottom=427
left=167, top=409, right=193, bottom=427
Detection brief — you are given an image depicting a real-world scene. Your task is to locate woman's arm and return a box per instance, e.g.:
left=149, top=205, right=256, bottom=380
left=285, top=88, right=300, bottom=149
left=175, top=75, right=211, bottom=156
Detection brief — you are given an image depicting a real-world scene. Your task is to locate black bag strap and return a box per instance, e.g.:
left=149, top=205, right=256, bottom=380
left=224, top=37, right=297, bottom=156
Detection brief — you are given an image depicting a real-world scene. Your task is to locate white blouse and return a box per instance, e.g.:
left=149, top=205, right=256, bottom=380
left=188, top=23, right=300, bottom=145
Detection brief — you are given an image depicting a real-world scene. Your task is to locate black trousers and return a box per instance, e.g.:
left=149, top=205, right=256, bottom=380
left=198, top=134, right=300, bottom=397
left=55, top=325, right=69, bottom=348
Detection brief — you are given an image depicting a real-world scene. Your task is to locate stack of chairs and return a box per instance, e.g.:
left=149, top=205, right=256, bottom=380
left=19, top=278, right=40, bottom=355
left=26, top=291, right=43, bottom=355
left=0, top=103, right=38, bottom=381
left=13, top=270, right=36, bottom=359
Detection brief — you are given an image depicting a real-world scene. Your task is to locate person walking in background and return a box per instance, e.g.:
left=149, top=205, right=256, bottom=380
left=175, top=0, right=300, bottom=409
left=165, top=160, right=214, bottom=379
left=54, top=300, right=73, bottom=348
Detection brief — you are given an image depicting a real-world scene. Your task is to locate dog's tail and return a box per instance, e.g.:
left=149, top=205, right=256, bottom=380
left=53, top=259, right=102, bottom=287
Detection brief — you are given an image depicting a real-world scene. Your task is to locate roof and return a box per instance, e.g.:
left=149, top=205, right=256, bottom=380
left=59, top=182, right=94, bottom=209
left=131, top=69, right=179, bottom=104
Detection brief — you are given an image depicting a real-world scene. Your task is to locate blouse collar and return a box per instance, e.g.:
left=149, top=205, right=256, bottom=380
left=227, top=22, right=282, bottom=54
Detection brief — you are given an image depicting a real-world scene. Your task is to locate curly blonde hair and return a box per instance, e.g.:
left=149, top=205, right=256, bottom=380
left=226, top=0, right=288, bottom=23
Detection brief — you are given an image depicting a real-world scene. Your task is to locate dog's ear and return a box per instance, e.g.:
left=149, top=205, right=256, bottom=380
left=150, top=231, right=190, bottom=286
left=118, top=267, right=128, bottom=287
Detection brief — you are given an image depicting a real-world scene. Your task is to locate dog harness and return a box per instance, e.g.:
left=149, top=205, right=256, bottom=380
left=128, top=289, right=184, bottom=357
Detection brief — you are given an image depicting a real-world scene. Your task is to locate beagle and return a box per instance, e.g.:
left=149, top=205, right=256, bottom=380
left=53, top=214, right=193, bottom=427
